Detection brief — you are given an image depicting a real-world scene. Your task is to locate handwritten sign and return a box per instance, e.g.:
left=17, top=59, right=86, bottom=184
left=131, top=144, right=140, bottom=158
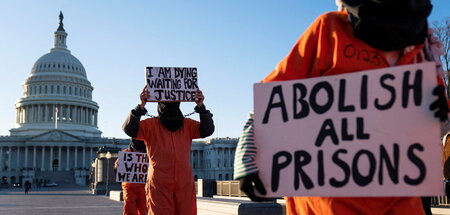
left=116, top=151, right=149, bottom=184
left=145, top=67, right=198, bottom=101
left=254, top=62, right=443, bottom=197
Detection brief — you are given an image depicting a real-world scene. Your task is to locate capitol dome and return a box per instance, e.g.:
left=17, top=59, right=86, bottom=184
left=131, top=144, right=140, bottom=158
left=10, top=12, right=102, bottom=137
left=32, top=51, right=87, bottom=78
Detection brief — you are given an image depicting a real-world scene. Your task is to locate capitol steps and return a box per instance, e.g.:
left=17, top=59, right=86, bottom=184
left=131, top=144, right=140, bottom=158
left=34, top=170, right=75, bottom=186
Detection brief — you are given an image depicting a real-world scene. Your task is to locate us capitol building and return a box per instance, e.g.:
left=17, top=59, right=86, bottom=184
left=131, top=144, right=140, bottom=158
left=0, top=12, right=237, bottom=188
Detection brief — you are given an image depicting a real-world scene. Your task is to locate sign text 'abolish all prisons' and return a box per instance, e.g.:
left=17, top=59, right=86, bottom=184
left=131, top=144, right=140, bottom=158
left=253, top=62, right=443, bottom=197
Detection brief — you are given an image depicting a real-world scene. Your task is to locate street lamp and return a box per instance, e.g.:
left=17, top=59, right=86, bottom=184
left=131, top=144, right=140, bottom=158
left=105, top=151, right=112, bottom=196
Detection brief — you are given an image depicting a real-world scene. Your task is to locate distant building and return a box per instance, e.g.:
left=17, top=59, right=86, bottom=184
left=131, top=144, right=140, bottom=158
left=0, top=12, right=128, bottom=187
left=191, top=137, right=238, bottom=181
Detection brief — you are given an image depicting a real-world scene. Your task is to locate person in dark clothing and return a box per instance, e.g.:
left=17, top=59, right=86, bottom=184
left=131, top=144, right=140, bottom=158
left=122, top=87, right=214, bottom=215
left=24, top=181, right=31, bottom=194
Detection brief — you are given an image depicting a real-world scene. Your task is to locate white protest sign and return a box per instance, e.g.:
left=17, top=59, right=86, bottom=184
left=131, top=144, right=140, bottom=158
left=145, top=67, right=199, bottom=101
left=254, top=62, right=443, bottom=197
left=116, top=151, right=149, bottom=184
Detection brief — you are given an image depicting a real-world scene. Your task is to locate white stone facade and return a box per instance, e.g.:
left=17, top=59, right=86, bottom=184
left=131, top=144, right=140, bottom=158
left=191, top=138, right=238, bottom=181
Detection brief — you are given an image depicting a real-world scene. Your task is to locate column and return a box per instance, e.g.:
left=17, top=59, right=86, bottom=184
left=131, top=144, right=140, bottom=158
left=30, top=105, right=32, bottom=122
left=6, top=147, right=11, bottom=171
left=33, top=146, right=37, bottom=169
left=41, top=147, right=45, bottom=171
left=58, top=147, right=62, bottom=171
left=49, top=147, right=54, bottom=171
left=79, top=107, right=82, bottom=124
left=222, top=148, right=224, bottom=168
left=15, top=108, right=19, bottom=124
left=90, top=147, right=93, bottom=166
left=95, top=111, right=98, bottom=127
left=33, top=105, right=36, bottom=122
left=82, top=147, right=86, bottom=169
left=74, top=107, right=78, bottom=123
left=21, top=107, right=24, bottom=123
left=18, top=107, right=21, bottom=123
left=72, top=106, right=76, bottom=123
left=86, top=109, right=90, bottom=125
left=66, top=147, right=70, bottom=171
left=29, top=105, right=33, bottom=123
left=82, top=108, right=85, bottom=124
left=228, top=148, right=231, bottom=169
left=45, top=104, right=49, bottom=122
left=74, top=147, right=78, bottom=169
left=14, top=147, right=20, bottom=171
left=24, top=146, right=28, bottom=169
left=24, top=106, right=27, bottom=123
left=37, top=105, right=41, bottom=122
left=0, top=147, right=3, bottom=170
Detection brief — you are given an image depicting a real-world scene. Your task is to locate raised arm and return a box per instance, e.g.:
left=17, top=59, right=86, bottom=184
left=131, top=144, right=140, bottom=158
left=194, top=90, right=214, bottom=138
left=122, top=86, right=149, bottom=138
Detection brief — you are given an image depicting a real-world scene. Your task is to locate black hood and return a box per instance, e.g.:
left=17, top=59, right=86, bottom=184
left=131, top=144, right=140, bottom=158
left=343, top=0, right=432, bottom=51
left=157, top=102, right=184, bottom=132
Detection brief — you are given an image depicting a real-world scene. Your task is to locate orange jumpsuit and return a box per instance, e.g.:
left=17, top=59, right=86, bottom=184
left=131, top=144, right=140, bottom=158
left=263, top=11, right=427, bottom=215
left=136, top=117, right=200, bottom=215
left=117, top=149, right=148, bottom=215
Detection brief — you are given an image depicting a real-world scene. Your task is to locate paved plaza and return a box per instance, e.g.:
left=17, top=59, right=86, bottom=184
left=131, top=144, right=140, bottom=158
left=2, top=186, right=450, bottom=215
left=0, top=187, right=122, bottom=215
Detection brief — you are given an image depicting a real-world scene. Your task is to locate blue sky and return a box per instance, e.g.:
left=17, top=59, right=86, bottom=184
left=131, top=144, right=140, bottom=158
left=0, top=0, right=449, bottom=139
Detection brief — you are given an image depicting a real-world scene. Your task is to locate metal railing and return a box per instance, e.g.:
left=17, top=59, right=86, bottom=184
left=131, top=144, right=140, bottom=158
left=432, top=196, right=450, bottom=207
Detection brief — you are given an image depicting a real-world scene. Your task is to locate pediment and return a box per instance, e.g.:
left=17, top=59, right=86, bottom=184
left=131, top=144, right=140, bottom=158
left=27, top=130, right=82, bottom=142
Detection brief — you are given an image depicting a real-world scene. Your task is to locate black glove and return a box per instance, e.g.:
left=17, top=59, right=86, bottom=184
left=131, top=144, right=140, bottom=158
left=430, top=85, right=449, bottom=122
left=131, top=104, right=148, bottom=117
left=239, top=173, right=269, bottom=202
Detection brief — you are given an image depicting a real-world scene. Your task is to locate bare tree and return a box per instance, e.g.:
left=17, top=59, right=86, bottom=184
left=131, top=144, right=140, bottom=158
left=432, top=17, right=450, bottom=73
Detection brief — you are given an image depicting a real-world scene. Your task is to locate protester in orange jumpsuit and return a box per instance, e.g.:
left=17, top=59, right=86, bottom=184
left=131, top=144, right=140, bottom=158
left=115, top=139, right=148, bottom=215
left=234, top=0, right=449, bottom=214
left=123, top=89, right=214, bottom=215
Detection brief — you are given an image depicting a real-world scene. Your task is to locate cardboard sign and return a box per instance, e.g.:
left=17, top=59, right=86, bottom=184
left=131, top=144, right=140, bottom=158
left=253, top=62, right=443, bottom=197
left=116, top=151, right=149, bottom=184
left=145, top=67, right=198, bottom=101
